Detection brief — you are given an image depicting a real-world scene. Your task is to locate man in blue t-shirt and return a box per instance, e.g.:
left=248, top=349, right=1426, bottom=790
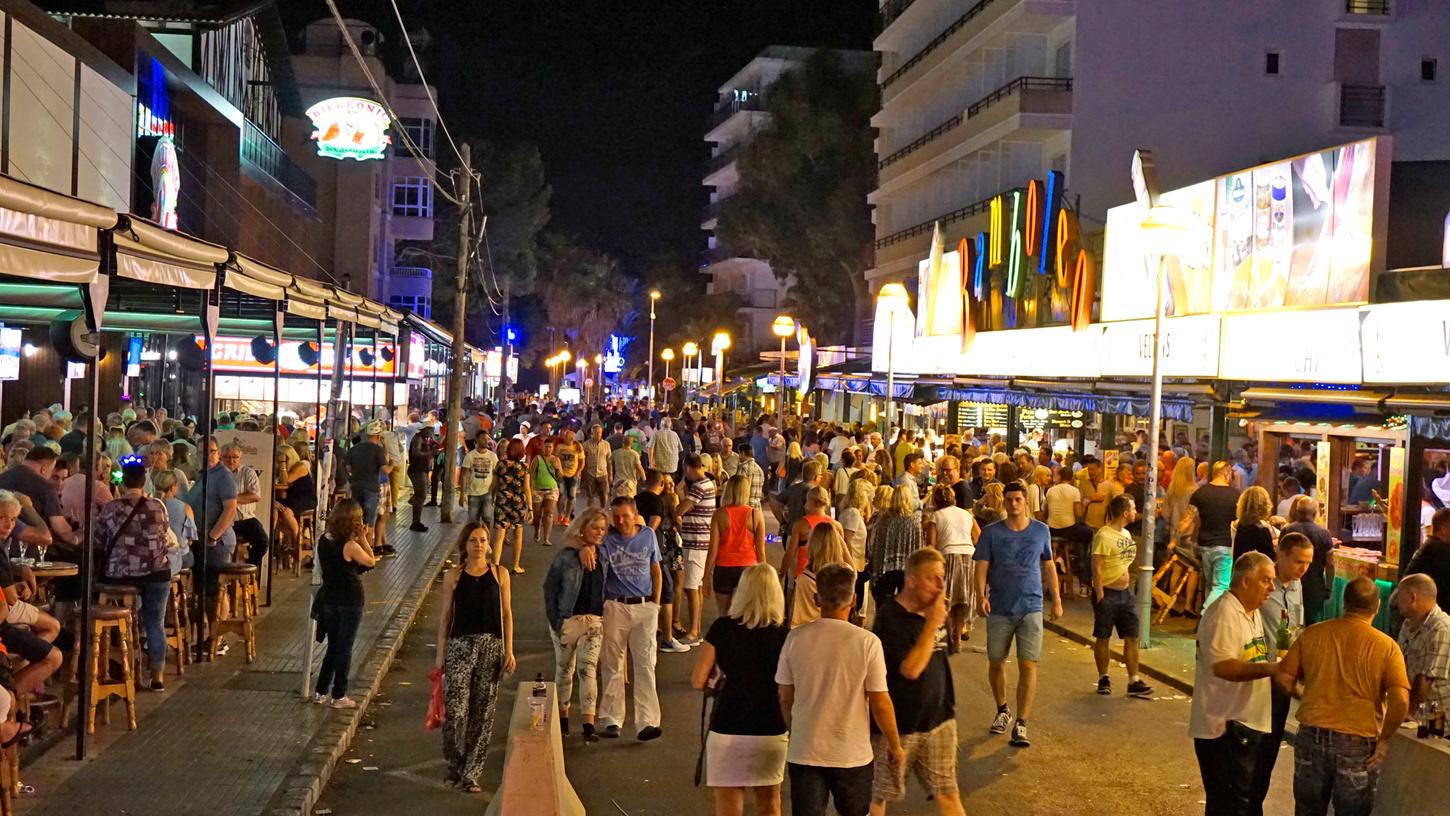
left=974, top=480, right=1061, bottom=749
left=596, top=496, right=664, bottom=741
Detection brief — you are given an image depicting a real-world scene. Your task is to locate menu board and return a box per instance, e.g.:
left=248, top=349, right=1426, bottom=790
left=0, top=328, right=19, bottom=382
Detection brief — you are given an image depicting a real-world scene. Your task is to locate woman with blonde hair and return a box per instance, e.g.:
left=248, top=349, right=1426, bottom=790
left=926, top=482, right=979, bottom=652
left=544, top=507, right=608, bottom=743
left=705, top=474, right=767, bottom=615
left=1162, top=456, right=1199, bottom=567
left=972, top=481, right=1007, bottom=529
left=866, top=485, right=922, bottom=604
left=790, top=522, right=852, bottom=628
left=1233, top=485, right=1277, bottom=560
left=690, top=564, right=788, bottom=816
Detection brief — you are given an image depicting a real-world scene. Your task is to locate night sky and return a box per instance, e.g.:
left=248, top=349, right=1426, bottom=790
left=282, top=1, right=877, bottom=275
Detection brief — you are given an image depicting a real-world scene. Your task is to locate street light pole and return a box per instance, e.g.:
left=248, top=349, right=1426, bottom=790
left=647, top=289, right=661, bottom=405
left=682, top=341, right=698, bottom=407
left=772, top=315, right=795, bottom=433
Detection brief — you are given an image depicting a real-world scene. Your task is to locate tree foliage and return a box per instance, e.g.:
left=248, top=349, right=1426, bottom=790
left=535, top=233, right=636, bottom=366
left=716, top=51, right=876, bottom=344
left=625, top=254, right=746, bottom=379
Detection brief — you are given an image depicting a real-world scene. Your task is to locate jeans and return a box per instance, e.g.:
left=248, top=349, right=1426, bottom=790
left=135, top=579, right=171, bottom=674
left=787, top=762, right=873, bottom=816
left=1292, top=725, right=1378, bottom=816
left=1201, top=546, right=1233, bottom=612
left=316, top=603, right=363, bottom=699
left=1248, top=688, right=1291, bottom=816
left=549, top=615, right=603, bottom=717
left=559, top=476, right=578, bottom=516
left=467, top=493, right=495, bottom=526
left=356, top=489, right=381, bottom=526
left=1195, top=725, right=1263, bottom=816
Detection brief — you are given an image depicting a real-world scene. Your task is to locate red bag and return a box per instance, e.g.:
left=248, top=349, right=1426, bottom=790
left=425, top=667, right=445, bottom=731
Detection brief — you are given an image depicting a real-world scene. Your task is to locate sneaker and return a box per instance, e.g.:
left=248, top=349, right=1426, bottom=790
left=600, top=725, right=620, bottom=739
left=1127, top=679, right=1155, bottom=699
left=410, top=523, right=429, bottom=533
left=312, top=693, right=328, bottom=705
left=1010, top=720, right=1030, bottom=747
left=990, top=708, right=1012, bottom=734
left=330, top=696, right=358, bottom=710
left=1097, top=676, right=1112, bottom=695
left=560, top=716, right=570, bottom=735
left=637, top=726, right=663, bottom=742
left=658, top=639, right=691, bottom=653
left=582, top=723, right=598, bottom=744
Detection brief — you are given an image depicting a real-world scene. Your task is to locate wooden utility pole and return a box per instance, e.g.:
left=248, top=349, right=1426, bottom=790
left=441, top=143, right=471, bottom=523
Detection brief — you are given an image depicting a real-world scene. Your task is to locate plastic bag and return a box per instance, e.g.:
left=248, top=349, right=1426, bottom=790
left=425, top=667, right=445, bottom=731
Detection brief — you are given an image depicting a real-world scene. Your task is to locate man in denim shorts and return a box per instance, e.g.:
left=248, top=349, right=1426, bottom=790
left=974, top=480, right=1061, bottom=748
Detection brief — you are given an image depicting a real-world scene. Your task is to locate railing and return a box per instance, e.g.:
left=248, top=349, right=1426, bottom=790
left=705, top=143, right=744, bottom=176
left=389, top=266, right=432, bottom=279
left=874, top=187, right=1020, bottom=250
left=882, top=0, right=998, bottom=90
left=1339, top=84, right=1386, bottom=128
left=1346, top=0, right=1389, bottom=14
left=879, top=0, right=919, bottom=29
left=241, top=119, right=318, bottom=210
left=708, top=95, right=768, bottom=130
left=702, top=199, right=723, bottom=223
left=879, top=113, right=963, bottom=170
left=700, top=245, right=742, bottom=266
left=967, top=76, right=1072, bottom=117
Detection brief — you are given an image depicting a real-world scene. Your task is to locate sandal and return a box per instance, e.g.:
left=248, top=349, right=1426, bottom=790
left=512, top=566, right=525, bottom=575
left=463, top=784, right=483, bottom=794
left=2, top=722, right=32, bottom=749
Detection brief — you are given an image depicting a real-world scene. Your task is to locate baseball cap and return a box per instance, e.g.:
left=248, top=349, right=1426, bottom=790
left=365, top=420, right=384, bottom=436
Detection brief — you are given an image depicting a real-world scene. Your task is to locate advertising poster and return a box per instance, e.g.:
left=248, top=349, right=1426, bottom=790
left=1316, top=443, right=1331, bottom=526
left=0, top=328, right=19, bottom=382
left=1385, top=445, right=1405, bottom=566
left=216, top=430, right=276, bottom=534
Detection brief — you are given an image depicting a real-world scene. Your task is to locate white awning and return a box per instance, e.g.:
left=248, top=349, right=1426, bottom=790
left=112, top=216, right=227, bottom=289
left=226, top=254, right=292, bottom=302
left=0, top=174, right=116, bottom=284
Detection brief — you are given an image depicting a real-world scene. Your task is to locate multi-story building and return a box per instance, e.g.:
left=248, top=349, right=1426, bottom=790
left=702, top=45, right=871, bottom=353
left=868, top=0, right=1450, bottom=293
left=293, top=16, right=438, bottom=314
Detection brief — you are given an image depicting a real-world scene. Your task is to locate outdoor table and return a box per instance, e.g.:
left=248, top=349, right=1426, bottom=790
left=24, top=559, right=79, bottom=606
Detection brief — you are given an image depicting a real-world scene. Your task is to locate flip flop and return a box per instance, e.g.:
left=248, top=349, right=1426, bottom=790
left=2, top=722, right=32, bottom=749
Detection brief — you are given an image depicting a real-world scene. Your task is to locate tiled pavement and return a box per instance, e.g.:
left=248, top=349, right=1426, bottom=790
left=19, top=509, right=462, bottom=816
left=1046, top=595, right=1200, bottom=694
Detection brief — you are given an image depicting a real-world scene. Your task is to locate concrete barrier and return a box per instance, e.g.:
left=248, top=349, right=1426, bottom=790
left=485, top=681, right=585, bottom=816
left=1376, top=728, right=1450, bottom=815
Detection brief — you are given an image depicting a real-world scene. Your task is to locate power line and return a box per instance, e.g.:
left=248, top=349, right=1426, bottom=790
left=385, top=0, right=465, bottom=168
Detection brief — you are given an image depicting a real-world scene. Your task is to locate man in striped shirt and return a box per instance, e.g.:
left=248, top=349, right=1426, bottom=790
left=676, top=453, right=717, bottom=643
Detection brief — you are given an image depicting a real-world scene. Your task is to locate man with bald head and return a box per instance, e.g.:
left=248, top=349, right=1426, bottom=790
left=1276, top=577, right=1409, bottom=816
left=1395, top=573, right=1450, bottom=714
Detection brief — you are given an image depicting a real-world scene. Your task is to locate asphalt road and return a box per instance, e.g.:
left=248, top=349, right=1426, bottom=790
left=317, top=525, right=1294, bottom=816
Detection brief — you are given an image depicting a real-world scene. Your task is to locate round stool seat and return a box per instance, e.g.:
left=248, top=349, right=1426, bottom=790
left=177, top=568, right=192, bottom=577
left=219, top=563, right=258, bottom=576
left=97, top=583, right=139, bottom=597
left=93, top=607, right=131, bottom=621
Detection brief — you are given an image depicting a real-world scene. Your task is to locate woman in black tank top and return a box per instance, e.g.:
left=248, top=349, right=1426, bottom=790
left=435, top=521, right=515, bottom=794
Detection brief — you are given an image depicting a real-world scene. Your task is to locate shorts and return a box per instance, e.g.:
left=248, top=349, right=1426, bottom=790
left=611, top=480, right=637, bottom=500
left=6, top=600, right=39, bottom=626
left=1092, top=587, right=1140, bottom=640
left=467, top=493, right=495, bottom=526
left=356, top=489, right=381, bottom=525
left=986, top=612, right=1044, bottom=663
left=683, top=550, right=708, bottom=590
left=659, top=566, right=675, bottom=605
left=712, top=565, right=747, bottom=595
left=871, top=719, right=959, bottom=802
left=534, top=488, right=560, bottom=504
left=0, top=623, right=52, bottom=663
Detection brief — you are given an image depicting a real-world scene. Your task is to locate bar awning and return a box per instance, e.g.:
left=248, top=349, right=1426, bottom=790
left=111, top=216, right=227, bottom=290
left=226, top=254, right=292, bottom=302
left=405, top=312, right=453, bottom=346
left=0, top=174, right=117, bottom=284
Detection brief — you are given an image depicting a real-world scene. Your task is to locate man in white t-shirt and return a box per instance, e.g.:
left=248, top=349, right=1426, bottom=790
left=1044, top=467, right=1091, bottom=591
left=827, top=431, right=852, bottom=467
left=1190, top=551, right=1276, bottom=816
left=777, top=563, right=904, bottom=816
left=457, top=431, right=498, bottom=525
left=647, top=417, right=682, bottom=476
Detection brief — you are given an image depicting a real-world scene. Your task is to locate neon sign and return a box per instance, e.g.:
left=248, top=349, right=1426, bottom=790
left=305, top=97, right=391, bottom=161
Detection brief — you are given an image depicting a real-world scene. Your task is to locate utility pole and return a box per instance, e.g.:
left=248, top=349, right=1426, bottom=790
left=499, top=278, right=511, bottom=416
left=442, top=142, right=472, bottom=524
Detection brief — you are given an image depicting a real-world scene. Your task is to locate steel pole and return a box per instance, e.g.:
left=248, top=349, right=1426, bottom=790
left=885, top=311, right=896, bottom=447
left=1136, top=255, right=1168, bottom=648
left=778, top=336, right=787, bottom=432
left=441, top=143, right=472, bottom=524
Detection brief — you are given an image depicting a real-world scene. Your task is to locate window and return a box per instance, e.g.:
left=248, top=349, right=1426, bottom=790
left=1265, top=51, right=1281, bottom=75
left=392, top=176, right=433, bottom=218
left=388, top=294, right=431, bottom=319
left=1423, top=58, right=1438, bottom=82
left=398, top=117, right=434, bottom=157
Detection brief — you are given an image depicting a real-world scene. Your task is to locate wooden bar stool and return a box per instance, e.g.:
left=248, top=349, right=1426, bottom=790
left=296, top=510, right=317, bottom=576
left=1051, top=537, right=1077, bottom=597
left=86, top=607, right=137, bottom=733
left=97, top=584, right=143, bottom=677
left=165, top=572, right=190, bottom=676
left=212, top=564, right=258, bottom=663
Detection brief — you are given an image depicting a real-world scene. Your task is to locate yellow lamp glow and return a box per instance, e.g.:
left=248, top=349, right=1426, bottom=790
left=772, top=315, right=796, bottom=338
left=559, top=350, right=571, bottom=364
left=682, top=341, right=699, bottom=357
left=877, top=281, right=910, bottom=313
left=661, top=348, right=675, bottom=362
left=711, top=332, right=731, bottom=353
left=649, top=289, right=661, bottom=301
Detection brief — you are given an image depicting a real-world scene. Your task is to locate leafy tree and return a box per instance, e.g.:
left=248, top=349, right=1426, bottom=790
left=715, top=50, right=876, bottom=344
left=536, top=232, right=636, bottom=367
left=626, top=254, right=745, bottom=380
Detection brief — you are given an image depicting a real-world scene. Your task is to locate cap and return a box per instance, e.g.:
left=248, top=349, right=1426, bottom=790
left=365, top=420, right=384, bottom=436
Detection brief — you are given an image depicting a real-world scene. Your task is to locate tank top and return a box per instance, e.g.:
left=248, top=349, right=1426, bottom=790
left=449, top=567, right=503, bottom=638
left=718, top=505, right=758, bottom=568
left=317, top=533, right=368, bottom=607
left=533, top=457, right=559, bottom=490
left=796, top=514, right=831, bottom=575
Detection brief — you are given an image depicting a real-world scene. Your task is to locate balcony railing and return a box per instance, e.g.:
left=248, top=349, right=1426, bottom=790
left=702, top=199, right=723, bottom=224
left=882, top=0, right=998, bottom=90
left=705, top=143, right=744, bottom=177
left=241, top=120, right=318, bottom=211
left=879, top=113, right=963, bottom=170
left=389, top=266, right=432, bottom=279
left=968, top=76, right=1072, bottom=117
left=1339, top=84, right=1386, bottom=128
left=708, top=95, right=768, bottom=130
left=875, top=187, right=1020, bottom=250
left=1346, top=0, right=1389, bottom=14
left=879, top=0, right=919, bottom=29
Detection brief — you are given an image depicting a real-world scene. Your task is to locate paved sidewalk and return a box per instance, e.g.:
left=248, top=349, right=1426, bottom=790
left=1046, top=596, right=1200, bottom=694
left=20, top=509, right=462, bottom=816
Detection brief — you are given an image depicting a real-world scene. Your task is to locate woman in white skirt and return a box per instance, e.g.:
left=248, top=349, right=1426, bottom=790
left=690, top=563, right=789, bottom=815
left=925, top=482, right=980, bottom=653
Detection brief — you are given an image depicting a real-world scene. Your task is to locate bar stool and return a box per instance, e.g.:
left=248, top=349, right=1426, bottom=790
left=212, top=564, right=258, bottom=663
left=1051, top=537, right=1076, bottom=597
left=97, top=583, right=143, bottom=677
left=296, top=509, right=317, bottom=576
left=165, top=572, right=191, bottom=675
left=86, top=607, right=137, bottom=733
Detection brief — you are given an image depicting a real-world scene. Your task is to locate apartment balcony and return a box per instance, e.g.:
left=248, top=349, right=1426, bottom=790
left=878, top=0, right=1074, bottom=107
left=702, top=198, right=723, bottom=229
left=1345, top=0, right=1390, bottom=15
left=708, top=95, right=768, bottom=131
left=704, top=143, right=744, bottom=181
left=1338, top=83, right=1386, bottom=129
left=879, top=0, right=919, bottom=30
left=868, top=189, right=1015, bottom=281
left=873, top=76, right=1072, bottom=196
left=389, top=265, right=433, bottom=279
left=241, top=119, right=317, bottom=213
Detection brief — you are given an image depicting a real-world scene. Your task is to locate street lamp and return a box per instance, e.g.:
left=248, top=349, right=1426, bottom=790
left=876, top=283, right=910, bottom=444
left=661, top=348, right=675, bottom=402
left=711, top=331, right=731, bottom=413
left=772, top=315, right=795, bottom=432
left=681, top=341, right=699, bottom=404
left=648, top=289, right=661, bottom=405
left=593, top=353, right=603, bottom=402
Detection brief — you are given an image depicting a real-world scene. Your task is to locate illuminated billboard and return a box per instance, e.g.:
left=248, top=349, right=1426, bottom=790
left=1101, top=138, right=1388, bottom=321
left=305, top=97, right=391, bottom=161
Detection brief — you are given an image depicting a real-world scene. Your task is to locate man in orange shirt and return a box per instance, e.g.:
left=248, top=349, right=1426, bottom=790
left=1275, top=577, right=1409, bottom=816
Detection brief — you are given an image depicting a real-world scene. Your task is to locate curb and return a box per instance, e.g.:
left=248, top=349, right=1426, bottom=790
left=1044, top=619, right=1196, bottom=696
left=265, top=532, right=455, bottom=816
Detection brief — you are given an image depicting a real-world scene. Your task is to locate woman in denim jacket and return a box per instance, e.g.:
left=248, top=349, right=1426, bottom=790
left=543, top=506, right=610, bottom=742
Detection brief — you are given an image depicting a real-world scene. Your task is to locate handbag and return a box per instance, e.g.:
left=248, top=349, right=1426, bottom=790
left=424, top=667, right=445, bottom=731
left=693, top=666, right=725, bottom=787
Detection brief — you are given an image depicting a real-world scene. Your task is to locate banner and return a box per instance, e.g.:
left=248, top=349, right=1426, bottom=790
left=1386, top=445, right=1405, bottom=566
left=216, top=430, right=275, bottom=534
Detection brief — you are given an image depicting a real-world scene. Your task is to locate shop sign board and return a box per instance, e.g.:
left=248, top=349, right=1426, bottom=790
left=305, top=97, right=391, bottom=161
left=1099, top=315, right=1221, bottom=378
left=215, top=430, right=274, bottom=533
left=207, top=336, right=399, bottom=378
left=1218, top=308, right=1362, bottom=383
left=1103, top=138, right=1389, bottom=322
left=1359, top=300, right=1450, bottom=384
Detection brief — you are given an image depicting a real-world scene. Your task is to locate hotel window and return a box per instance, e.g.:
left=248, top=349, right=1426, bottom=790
left=1266, top=51, right=1281, bottom=75
left=398, top=117, right=435, bottom=157
left=392, top=177, right=433, bottom=218
left=1423, top=59, right=1438, bottom=82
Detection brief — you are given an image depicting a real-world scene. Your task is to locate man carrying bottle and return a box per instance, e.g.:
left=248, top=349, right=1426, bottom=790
left=1248, top=532, right=1313, bottom=815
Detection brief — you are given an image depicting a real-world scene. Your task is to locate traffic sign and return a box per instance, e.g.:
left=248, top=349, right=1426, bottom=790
left=662, top=376, right=677, bottom=391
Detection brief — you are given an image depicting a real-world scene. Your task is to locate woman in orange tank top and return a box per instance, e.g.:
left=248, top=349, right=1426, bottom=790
left=785, top=486, right=833, bottom=580
left=705, top=475, right=766, bottom=614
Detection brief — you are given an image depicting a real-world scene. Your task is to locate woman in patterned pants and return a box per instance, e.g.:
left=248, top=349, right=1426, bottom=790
left=435, top=522, right=516, bottom=793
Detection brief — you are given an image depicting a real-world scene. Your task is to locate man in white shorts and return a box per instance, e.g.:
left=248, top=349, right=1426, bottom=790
left=676, top=454, right=716, bottom=643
